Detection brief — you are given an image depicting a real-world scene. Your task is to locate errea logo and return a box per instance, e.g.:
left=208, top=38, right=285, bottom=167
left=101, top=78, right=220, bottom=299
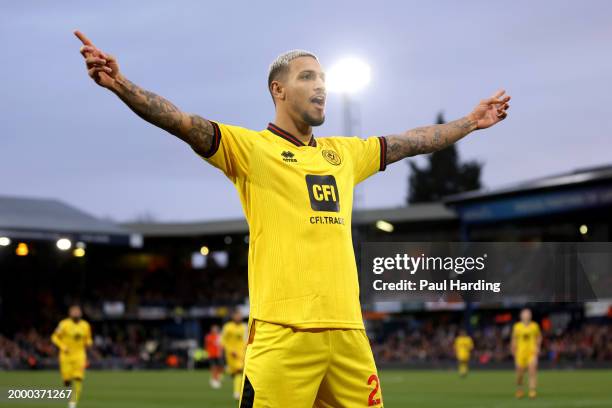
left=281, top=151, right=297, bottom=163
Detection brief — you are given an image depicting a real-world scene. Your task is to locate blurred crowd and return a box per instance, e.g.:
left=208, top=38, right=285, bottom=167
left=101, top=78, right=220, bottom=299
left=372, top=322, right=612, bottom=365
left=2, top=320, right=610, bottom=370
left=0, top=324, right=170, bottom=370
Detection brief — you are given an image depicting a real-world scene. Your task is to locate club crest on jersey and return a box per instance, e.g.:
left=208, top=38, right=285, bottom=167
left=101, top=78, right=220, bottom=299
left=322, top=149, right=341, bottom=166
left=305, top=175, right=340, bottom=212
left=281, top=150, right=297, bottom=163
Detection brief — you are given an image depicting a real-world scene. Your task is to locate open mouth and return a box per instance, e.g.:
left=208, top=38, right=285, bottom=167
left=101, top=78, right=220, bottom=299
left=310, top=95, right=326, bottom=108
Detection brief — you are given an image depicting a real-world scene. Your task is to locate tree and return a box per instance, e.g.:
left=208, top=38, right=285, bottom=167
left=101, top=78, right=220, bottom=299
left=407, top=112, right=482, bottom=204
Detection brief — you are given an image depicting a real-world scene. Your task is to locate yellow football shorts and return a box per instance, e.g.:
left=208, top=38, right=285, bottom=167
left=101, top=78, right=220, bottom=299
left=59, top=355, right=86, bottom=381
left=456, top=351, right=470, bottom=363
left=239, top=320, right=383, bottom=408
left=515, top=348, right=537, bottom=369
left=225, top=349, right=245, bottom=375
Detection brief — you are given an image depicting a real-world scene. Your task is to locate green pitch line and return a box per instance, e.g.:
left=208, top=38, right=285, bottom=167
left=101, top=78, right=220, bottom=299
left=1, top=369, right=610, bottom=407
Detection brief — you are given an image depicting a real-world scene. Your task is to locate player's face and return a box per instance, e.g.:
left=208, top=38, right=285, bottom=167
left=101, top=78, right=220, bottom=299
left=232, top=311, right=242, bottom=323
left=520, top=309, right=532, bottom=323
left=285, top=57, right=326, bottom=127
left=69, top=306, right=82, bottom=320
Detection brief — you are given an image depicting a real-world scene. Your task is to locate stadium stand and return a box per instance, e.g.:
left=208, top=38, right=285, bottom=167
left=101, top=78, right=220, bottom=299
left=1, top=165, right=611, bottom=370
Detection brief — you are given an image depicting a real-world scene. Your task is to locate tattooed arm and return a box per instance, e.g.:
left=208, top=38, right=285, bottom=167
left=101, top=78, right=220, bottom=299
left=74, top=30, right=213, bottom=156
left=110, top=76, right=214, bottom=154
left=384, top=90, right=511, bottom=165
left=385, top=117, right=477, bottom=164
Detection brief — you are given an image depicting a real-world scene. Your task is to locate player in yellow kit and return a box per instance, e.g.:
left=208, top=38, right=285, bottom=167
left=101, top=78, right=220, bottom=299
left=511, top=308, right=542, bottom=399
left=221, top=310, right=248, bottom=400
left=51, top=305, right=92, bottom=408
left=75, top=28, right=510, bottom=407
left=453, top=329, right=474, bottom=377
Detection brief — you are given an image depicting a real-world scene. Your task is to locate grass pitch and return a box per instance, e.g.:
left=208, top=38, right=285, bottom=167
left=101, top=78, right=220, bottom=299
left=1, top=369, right=610, bottom=407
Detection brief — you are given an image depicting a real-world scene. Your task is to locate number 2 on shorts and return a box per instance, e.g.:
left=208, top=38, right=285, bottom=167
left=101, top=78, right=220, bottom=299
left=367, top=374, right=381, bottom=406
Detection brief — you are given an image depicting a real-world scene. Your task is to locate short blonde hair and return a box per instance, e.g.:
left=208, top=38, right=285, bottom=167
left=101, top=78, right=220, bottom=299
left=267, top=50, right=318, bottom=95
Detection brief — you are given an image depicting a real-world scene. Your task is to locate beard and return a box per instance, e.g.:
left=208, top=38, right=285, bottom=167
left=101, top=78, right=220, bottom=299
left=301, top=110, right=325, bottom=127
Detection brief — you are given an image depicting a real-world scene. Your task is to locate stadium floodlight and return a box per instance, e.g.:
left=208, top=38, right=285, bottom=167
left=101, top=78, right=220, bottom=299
left=200, top=245, right=210, bottom=256
left=326, top=57, right=371, bottom=94
left=579, top=224, right=588, bottom=235
left=16, top=242, right=29, bottom=256
left=376, top=220, right=394, bottom=233
left=56, top=238, right=72, bottom=251
left=73, top=248, right=86, bottom=257
left=0, top=237, right=10, bottom=246
left=191, top=252, right=207, bottom=269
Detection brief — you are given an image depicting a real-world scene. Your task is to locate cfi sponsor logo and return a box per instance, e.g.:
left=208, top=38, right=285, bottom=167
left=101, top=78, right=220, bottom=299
left=322, top=149, right=341, bottom=166
left=281, top=151, right=297, bottom=163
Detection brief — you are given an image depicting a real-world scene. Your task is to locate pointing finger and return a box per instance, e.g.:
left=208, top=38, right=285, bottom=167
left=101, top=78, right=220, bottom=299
left=74, top=30, right=94, bottom=46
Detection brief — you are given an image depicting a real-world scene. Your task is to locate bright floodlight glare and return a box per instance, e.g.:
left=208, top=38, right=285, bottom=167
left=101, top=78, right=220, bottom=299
left=57, top=238, right=72, bottom=251
left=0, top=237, right=10, bottom=246
left=200, top=246, right=210, bottom=256
left=326, top=57, right=371, bottom=93
left=579, top=224, right=588, bottom=235
left=376, top=220, right=394, bottom=233
left=73, top=248, right=86, bottom=257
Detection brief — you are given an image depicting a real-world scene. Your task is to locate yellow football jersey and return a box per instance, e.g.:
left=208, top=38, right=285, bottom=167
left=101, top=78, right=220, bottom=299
left=198, top=122, right=386, bottom=329
left=52, top=318, right=92, bottom=357
left=512, top=321, right=540, bottom=351
left=221, top=321, right=247, bottom=351
left=454, top=335, right=474, bottom=355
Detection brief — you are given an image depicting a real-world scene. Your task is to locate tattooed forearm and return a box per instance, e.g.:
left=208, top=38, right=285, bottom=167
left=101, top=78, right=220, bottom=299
left=185, top=114, right=214, bottom=154
left=384, top=116, right=477, bottom=165
left=111, top=75, right=214, bottom=154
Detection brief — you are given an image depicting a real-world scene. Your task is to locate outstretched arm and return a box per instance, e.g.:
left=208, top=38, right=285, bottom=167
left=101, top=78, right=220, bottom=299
left=384, top=90, right=511, bottom=165
left=74, top=30, right=214, bottom=156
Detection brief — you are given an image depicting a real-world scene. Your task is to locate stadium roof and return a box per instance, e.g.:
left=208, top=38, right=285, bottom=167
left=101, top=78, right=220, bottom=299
left=0, top=195, right=135, bottom=245
left=123, top=203, right=456, bottom=237
left=445, top=164, right=612, bottom=204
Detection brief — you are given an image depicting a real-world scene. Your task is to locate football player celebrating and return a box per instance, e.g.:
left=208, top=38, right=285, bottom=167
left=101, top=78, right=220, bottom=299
left=75, top=30, right=510, bottom=407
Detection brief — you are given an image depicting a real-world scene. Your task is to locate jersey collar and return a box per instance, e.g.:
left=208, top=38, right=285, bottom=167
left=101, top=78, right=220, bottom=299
left=267, top=123, right=317, bottom=147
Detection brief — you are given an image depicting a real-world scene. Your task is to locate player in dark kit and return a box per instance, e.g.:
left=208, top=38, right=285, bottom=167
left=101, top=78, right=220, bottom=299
left=75, top=29, right=510, bottom=407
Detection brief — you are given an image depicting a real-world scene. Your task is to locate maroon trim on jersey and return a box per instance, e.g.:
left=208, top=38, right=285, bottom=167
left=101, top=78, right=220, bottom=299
left=267, top=123, right=317, bottom=147
left=378, top=136, right=387, bottom=171
left=201, top=121, right=221, bottom=158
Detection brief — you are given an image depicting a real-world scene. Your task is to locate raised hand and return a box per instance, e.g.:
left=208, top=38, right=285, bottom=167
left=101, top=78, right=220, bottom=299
left=75, top=30, right=120, bottom=89
left=467, top=90, right=511, bottom=129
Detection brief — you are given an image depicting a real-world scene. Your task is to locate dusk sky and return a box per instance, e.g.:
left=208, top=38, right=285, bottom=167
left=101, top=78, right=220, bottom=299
left=1, top=1, right=611, bottom=222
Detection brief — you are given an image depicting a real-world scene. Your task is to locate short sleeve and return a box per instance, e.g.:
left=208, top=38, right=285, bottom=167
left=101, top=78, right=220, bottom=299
left=195, top=121, right=254, bottom=181
left=343, top=136, right=387, bottom=185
